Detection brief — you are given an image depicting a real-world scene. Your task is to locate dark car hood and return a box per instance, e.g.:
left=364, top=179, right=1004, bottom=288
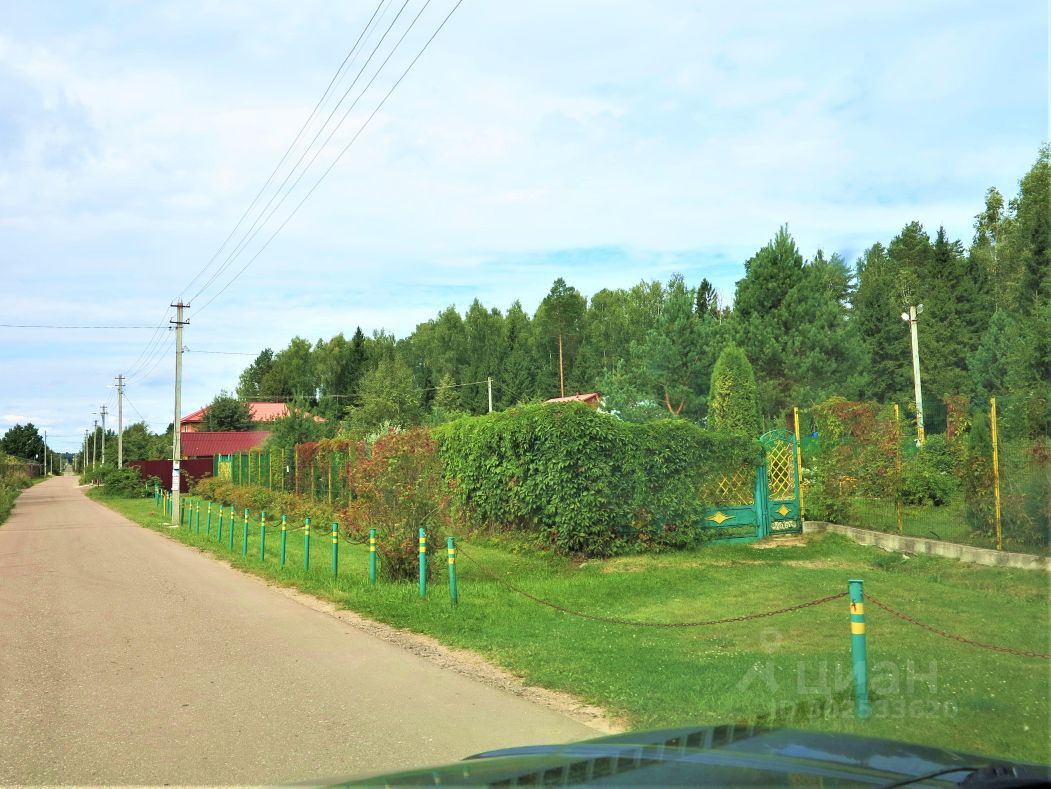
left=336, top=724, right=1051, bottom=787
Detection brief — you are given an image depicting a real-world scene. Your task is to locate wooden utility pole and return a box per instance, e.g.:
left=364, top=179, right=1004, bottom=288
left=170, top=302, right=188, bottom=527
left=92, top=418, right=98, bottom=468
left=115, top=374, right=125, bottom=468
left=99, top=405, right=108, bottom=465
left=558, top=334, right=565, bottom=398
left=487, top=376, right=493, bottom=413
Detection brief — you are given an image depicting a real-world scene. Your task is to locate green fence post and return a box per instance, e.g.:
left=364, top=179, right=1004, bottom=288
left=154, top=484, right=159, bottom=507
left=242, top=508, right=249, bottom=556
left=418, top=528, right=427, bottom=598
left=447, top=537, right=458, bottom=606
left=217, top=505, right=224, bottom=543
left=280, top=514, right=288, bottom=567
left=180, top=499, right=186, bottom=526
left=369, top=528, right=377, bottom=584
left=331, top=522, right=339, bottom=578
left=260, top=511, right=267, bottom=561
left=849, top=579, right=870, bottom=720
left=206, top=502, right=212, bottom=537
left=304, top=517, right=311, bottom=571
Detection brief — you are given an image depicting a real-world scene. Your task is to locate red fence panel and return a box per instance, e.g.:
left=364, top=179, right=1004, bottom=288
left=127, top=459, right=213, bottom=492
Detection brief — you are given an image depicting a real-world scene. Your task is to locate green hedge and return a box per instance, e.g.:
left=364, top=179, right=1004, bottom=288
left=435, top=402, right=760, bottom=556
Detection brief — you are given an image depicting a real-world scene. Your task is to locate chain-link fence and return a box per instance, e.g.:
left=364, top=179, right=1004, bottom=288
left=798, top=394, right=1049, bottom=555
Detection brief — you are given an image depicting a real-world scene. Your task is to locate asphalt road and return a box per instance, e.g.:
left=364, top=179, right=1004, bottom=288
left=0, top=476, right=598, bottom=785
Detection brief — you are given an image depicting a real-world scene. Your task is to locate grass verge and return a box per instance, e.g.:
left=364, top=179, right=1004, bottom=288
left=92, top=490, right=1050, bottom=764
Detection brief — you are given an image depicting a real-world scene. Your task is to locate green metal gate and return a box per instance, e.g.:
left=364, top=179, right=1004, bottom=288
left=703, top=428, right=802, bottom=543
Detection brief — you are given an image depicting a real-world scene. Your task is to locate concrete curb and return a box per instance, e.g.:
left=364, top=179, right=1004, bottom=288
left=804, top=520, right=1050, bottom=572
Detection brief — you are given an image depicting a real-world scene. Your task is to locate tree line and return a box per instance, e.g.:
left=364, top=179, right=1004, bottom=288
left=220, top=146, right=1047, bottom=439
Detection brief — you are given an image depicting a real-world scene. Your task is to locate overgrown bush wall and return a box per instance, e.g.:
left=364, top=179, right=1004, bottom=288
left=435, top=402, right=760, bottom=556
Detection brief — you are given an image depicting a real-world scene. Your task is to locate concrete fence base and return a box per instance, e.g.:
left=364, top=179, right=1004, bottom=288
left=803, top=521, right=1050, bottom=572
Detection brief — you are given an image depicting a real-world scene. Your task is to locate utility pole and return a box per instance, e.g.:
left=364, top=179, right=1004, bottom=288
left=82, top=431, right=87, bottom=472
left=43, top=430, right=48, bottom=476
left=99, top=405, right=108, bottom=465
left=901, top=304, right=925, bottom=446
left=487, top=376, right=493, bottom=413
left=115, top=374, right=125, bottom=468
left=557, top=334, right=565, bottom=398
left=92, top=418, right=98, bottom=468
left=171, top=302, right=189, bottom=527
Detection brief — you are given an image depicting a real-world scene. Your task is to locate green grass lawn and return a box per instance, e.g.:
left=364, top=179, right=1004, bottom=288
left=94, top=491, right=1050, bottom=764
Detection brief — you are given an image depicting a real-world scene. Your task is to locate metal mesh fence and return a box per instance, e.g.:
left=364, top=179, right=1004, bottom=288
left=798, top=394, right=1049, bottom=555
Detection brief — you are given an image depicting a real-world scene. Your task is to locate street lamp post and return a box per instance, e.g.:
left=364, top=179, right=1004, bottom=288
left=900, top=304, right=925, bottom=447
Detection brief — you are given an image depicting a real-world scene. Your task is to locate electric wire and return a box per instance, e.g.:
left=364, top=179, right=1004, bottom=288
left=194, top=0, right=462, bottom=317
left=189, top=0, right=415, bottom=307
left=178, top=0, right=389, bottom=302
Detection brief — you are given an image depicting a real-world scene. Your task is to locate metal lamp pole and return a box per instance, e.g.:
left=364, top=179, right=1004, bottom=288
left=901, top=304, right=925, bottom=447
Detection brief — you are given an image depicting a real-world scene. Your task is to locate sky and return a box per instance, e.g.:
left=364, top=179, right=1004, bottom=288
left=0, top=0, right=1047, bottom=452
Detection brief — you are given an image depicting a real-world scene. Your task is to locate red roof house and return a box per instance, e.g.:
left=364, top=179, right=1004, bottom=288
left=181, top=402, right=323, bottom=433
left=544, top=392, right=602, bottom=409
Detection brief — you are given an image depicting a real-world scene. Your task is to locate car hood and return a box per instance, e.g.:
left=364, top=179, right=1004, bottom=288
left=335, top=724, right=1051, bottom=787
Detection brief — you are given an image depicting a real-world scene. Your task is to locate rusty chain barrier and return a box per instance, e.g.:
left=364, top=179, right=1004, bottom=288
left=866, top=595, right=1050, bottom=659
left=457, top=545, right=846, bottom=628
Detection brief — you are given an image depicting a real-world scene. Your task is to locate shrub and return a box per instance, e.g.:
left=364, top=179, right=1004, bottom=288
left=344, top=428, right=451, bottom=581
left=899, top=435, right=959, bottom=506
left=95, top=466, right=151, bottom=497
left=435, top=402, right=760, bottom=557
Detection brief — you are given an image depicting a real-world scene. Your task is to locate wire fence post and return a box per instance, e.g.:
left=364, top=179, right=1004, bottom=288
left=447, top=537, right=458, bottom=606
left=419, top=528, right=427, bottom=598
left=260, top=511, right=267, bottom=561
left=990, top=397, right=1003, bottom=552
left=369, top=528, right=377, bottom=584
left=304, top=517, right=311, bottom=571
left=849, top=579, right=870, bottom=720
left=280, top=514, right=287, bottom=567
left=331, top=521, right=339, bottom=578
left=242, top=508, right=249, bottom=556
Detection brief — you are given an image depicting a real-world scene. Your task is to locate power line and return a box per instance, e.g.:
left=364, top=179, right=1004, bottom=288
left=0, top=323, right=159, bottom=329
left=178, top=0, right=389, bottom=302
left=194, top=0, right=463, bottom=317
left=184, top=349, right=257, bottom=356
left=190, top=0, right=416, bottom=307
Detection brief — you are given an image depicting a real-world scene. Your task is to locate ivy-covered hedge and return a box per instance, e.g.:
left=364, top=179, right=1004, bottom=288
left=435, top=402, right=761, bottom=556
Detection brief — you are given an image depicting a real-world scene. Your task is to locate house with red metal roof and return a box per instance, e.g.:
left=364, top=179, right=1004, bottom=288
left=180, top=431, right=270, bottom=459
left=180, top=402, right=323, bottom=433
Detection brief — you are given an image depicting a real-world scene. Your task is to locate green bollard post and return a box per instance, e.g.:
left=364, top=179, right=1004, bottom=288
left=849, top=579, right=871, bottom=720
left=206, top=502, right=212, bottom=537
left=368, top=528, right=377, bottom=584
left=154, top=485, right=159, bottom=507
left=180, top=499, right=186, bottom=526
left=418, top=528, right=427, bottom=598
left=331, top=522, right=339, bottom=578
left=260, top=511, right=267, bottom=561
left=228, top=506, right=235, bottom=551
left=242, top=508, right=249, bottom=556
left=447, top=537, right=458, bottom=606
left=195, top=501, right=201, bottom=534
left=217, top=505, right=224, bottom=543
left=280, top=514, right=287, bottom=567
left=304, top=517, right=311, bottom=570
